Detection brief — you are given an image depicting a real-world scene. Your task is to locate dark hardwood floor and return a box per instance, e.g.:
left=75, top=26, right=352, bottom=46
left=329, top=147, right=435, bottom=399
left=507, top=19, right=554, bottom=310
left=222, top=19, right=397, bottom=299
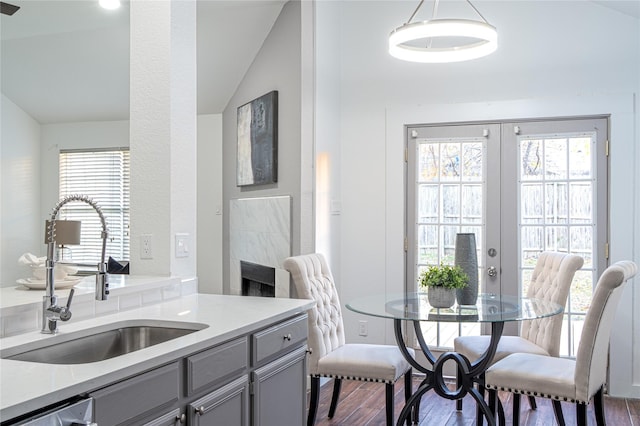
left=310, top=377, right=640, bottom=426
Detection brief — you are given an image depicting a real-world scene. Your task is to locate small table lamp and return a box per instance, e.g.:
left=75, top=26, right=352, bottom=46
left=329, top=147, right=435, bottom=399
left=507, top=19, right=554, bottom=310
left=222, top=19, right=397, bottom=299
left=44, top=220, right=81, bottom=260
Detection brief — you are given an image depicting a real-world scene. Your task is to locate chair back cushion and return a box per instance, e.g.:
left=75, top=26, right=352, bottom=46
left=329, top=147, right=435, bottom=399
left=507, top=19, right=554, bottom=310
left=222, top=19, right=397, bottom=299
left=284, top=253, right=345, bottom=375
left=574, top=260, right=637, bottom=401
left=521, top=252, right=584, bottom=356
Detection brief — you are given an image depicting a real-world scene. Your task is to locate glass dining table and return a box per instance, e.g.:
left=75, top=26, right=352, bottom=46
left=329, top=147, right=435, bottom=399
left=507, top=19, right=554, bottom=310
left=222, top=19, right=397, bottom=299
left=346, top=292, right=563, bottom=426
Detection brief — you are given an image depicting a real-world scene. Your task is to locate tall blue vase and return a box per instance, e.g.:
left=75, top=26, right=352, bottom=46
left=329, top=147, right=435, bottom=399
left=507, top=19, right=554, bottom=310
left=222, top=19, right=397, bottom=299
left=455, top=233, right=478, bottom=305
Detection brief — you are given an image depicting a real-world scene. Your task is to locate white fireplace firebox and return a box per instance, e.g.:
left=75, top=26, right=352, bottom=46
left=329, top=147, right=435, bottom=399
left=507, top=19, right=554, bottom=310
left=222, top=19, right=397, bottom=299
left=241, top=261, right=275, bottom=297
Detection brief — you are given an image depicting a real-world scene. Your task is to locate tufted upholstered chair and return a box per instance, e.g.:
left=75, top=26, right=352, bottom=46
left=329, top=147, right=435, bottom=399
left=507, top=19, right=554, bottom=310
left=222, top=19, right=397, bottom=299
left=485, top=260, right=637, bottom=426
left=283, top=253, right=414, bottom=426
left=454, top=251, right=583, bottom=420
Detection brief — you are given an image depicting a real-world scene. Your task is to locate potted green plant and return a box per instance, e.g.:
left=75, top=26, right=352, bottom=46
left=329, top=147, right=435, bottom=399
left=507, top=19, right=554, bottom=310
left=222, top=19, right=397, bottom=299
left=419, top=264, right=469, bottom=308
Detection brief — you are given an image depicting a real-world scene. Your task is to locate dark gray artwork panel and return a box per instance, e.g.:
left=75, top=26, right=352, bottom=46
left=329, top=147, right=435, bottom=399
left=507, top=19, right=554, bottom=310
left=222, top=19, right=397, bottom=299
left=237, top=91, right=278, bottom=186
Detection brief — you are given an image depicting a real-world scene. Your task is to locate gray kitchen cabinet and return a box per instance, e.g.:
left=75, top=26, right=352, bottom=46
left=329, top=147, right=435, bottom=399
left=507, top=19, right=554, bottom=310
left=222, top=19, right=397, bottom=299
left=88, top=313, right=308, bottom=426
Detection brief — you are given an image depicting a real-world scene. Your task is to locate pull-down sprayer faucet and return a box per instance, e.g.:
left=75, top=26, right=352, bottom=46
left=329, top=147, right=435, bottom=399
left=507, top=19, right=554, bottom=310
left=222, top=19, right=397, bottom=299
left=43, top=194, right=110, bottom=334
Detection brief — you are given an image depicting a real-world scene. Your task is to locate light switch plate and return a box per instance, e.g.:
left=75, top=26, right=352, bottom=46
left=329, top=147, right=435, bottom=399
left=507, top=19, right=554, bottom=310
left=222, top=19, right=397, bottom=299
left=175, top=233, right=189, bottom=258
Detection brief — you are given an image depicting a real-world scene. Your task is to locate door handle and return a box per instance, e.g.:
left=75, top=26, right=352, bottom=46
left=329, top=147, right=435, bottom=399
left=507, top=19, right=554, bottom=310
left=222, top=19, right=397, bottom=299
left=487, top=266, right=497, bottom=277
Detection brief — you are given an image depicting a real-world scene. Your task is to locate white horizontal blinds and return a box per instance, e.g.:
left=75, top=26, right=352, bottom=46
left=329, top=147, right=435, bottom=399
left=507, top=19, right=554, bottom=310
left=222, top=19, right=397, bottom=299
left=58, top=149, right=130, bottom=264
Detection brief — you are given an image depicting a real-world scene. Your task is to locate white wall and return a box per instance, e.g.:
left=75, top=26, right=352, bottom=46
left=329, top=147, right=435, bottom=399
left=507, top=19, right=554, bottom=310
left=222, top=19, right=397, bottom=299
left=130, top=0, right=197, bottom=277
left=316, top=0, right=639, bottom=396
left=196, top=114, right=223, bottom=294
left=222, top=0, right=306, bottom=291
left=40, top=120, right=130, bottom=235
left=0, top=95, right=41, bottom=286
left=314, top=1, right=342, bottom=283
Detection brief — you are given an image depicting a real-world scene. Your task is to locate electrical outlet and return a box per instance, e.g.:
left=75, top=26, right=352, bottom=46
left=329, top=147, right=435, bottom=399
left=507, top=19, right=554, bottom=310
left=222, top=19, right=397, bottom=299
left=141, top=234, right=153, bottom=259
left=358, top=320, right=368, bottom=337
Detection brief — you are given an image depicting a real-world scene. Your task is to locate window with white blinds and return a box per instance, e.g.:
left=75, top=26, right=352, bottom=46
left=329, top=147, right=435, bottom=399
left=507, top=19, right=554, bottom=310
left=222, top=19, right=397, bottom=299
left=58, top=149, right=130, bottom=264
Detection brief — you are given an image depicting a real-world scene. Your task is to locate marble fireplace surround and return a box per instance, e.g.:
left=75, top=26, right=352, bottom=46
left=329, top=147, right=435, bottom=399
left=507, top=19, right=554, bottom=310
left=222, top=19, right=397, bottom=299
left=229, top=196, right=291, bottom=297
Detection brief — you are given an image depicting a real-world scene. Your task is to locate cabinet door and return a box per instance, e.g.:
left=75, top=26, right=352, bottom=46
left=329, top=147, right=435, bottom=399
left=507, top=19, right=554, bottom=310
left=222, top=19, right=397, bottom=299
left=252, top=346, right=307, bottom=426
left=188, top=376, right=249, bottom=426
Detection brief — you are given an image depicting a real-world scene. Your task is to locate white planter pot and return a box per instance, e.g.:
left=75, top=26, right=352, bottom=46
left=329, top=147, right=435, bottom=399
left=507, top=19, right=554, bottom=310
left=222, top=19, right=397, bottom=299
left=428, top=286, right=456, bottom=308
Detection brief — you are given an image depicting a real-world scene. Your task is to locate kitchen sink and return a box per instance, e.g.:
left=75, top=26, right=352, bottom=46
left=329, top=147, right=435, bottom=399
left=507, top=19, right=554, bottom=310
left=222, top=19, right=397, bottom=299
left=1, top=320, right=208, bottom=364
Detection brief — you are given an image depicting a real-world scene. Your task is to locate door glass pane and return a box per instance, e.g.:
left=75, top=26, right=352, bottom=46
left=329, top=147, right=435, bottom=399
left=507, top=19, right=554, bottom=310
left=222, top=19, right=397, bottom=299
left=569, top=137, right=592, bottom=179
left=418, top=144, right=439, bottom=181
left=518, top=131, right=598, bottom=357
left=414, top=137, right=485, bottom=348
left=544, top=138, right=568, bottom=179
left=440, top=143, right=461, bottom=180
left=520, top=139, right=543, bottom=180
left=462, top=143, right=483, bottom=180
left=545, top=183, right=568, bottom=224
left=521, top=184, right=544, bottom=224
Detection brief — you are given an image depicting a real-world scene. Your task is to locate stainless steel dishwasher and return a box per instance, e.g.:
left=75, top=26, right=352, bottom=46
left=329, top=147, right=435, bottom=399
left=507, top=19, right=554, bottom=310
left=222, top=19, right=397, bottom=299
left=2, top=398, right=94, bottom=426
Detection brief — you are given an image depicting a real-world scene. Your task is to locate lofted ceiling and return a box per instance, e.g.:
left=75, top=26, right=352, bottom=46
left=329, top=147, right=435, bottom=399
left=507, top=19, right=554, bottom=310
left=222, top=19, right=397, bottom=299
left=0, top=0, right=286, bottom=124
left=1, top=0, right=637, bottom=125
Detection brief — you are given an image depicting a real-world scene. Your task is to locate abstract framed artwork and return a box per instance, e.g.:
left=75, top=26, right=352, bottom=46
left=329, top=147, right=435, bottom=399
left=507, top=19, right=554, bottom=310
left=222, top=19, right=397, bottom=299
left=237, top=90, right=278, bottom=186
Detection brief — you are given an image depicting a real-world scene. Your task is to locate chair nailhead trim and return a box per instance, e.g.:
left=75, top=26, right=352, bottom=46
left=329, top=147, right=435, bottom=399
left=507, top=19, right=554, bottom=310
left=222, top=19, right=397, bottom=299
left=312, top=374, right=395, bottom=385
left=484, top=385, right=589, bottom=404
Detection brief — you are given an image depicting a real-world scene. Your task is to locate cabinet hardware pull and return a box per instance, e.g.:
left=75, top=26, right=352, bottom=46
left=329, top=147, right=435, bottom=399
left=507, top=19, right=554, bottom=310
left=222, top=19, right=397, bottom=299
left=283, top=333, right=292, bottom=341
left=195, top=406, right=206, bottom=415
left=306, top=348, right=313, bottom=354
left=175, top=413, right=186, bottom=423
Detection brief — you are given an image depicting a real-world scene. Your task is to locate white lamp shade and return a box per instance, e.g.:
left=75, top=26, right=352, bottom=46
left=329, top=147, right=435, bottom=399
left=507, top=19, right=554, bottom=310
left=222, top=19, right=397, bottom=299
left=44, top=220, right=81, bottom=246
left=389, top=19, right=498, bottom=63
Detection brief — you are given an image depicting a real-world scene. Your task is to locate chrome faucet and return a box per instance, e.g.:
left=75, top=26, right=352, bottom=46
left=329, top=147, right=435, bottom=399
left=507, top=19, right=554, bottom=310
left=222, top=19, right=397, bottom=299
left=43, top=194, right=110, bottom=334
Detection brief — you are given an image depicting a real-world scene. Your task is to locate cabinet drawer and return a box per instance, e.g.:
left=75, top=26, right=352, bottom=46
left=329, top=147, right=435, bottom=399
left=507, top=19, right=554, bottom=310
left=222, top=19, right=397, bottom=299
left=252, top=314, right=307, bottom=365
left=186, top=337, right=248, bottom=395
left=91, top=362, right=180, bottom=426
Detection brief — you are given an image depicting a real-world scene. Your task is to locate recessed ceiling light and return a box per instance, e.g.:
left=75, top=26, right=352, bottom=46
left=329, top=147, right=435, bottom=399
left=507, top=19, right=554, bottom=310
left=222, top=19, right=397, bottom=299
left=99, top=0, right=121, bottom=10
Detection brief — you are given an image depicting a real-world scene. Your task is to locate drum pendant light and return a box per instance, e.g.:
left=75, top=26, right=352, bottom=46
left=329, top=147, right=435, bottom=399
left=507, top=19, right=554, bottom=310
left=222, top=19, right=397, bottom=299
left=389, top=0, right=497, bottom=63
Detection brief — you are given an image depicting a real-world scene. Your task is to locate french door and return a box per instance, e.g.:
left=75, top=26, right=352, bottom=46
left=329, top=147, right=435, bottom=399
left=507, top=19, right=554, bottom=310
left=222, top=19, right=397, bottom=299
left=406, top=117, right=608, bottom=357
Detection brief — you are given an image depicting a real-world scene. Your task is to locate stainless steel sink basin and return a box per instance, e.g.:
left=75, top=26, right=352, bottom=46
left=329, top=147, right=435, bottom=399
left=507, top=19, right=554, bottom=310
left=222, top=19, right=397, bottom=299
left=1, top=320, right=208, bottom=364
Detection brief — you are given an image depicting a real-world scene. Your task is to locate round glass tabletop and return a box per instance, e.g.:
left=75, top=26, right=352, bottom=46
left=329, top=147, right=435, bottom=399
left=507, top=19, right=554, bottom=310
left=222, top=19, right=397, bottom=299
left=346, top=292, right=563, bottom=323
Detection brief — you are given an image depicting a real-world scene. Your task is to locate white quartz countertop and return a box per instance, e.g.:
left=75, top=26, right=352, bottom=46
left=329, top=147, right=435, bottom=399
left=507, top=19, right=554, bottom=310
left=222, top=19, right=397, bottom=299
left=0, top=275, right=181, bottom=309
left=0, top=294, right=314, bottom=422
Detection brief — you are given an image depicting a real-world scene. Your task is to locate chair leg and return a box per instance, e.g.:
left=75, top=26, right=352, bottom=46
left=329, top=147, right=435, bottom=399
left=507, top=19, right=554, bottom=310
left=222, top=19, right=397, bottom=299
left=512, top=393, right=520, bottom=426
left=552, top=400, right=566, bottom=426
left=456, top=367, right=463, bottom=411
left=476, top=383, right=486, bottom=426
left=308, top=377, right=320, bottom=426
left=385, top=382, right=394, bottom=426
left=403, top=371, right=413, bottom=426
left=328, top=378, right=342, bottom=418
left=576, top=402, right=588, bottom=426
left=496, top=395, right=506, bottom=426
left=527, top=395, right=537, bottom=410
left=486, top=388, right=505, bottom=426
left=594, top=387, right=607, bottom=426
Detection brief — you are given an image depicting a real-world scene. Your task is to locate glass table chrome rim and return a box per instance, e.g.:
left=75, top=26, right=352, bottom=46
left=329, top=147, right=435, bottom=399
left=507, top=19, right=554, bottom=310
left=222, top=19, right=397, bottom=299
left=346, top=292, right=563, bottom=323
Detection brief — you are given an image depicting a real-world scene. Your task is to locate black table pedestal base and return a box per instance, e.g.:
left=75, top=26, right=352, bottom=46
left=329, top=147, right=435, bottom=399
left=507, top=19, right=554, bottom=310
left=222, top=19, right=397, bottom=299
left=393, top=319, right=504, bottom=426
